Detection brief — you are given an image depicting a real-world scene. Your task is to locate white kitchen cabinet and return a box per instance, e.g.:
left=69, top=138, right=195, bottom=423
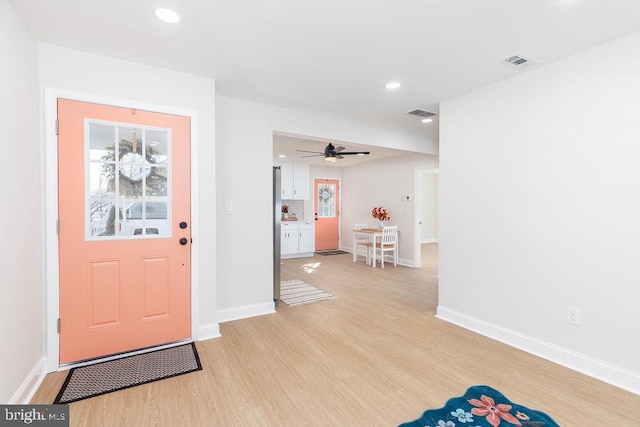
left=279, top=163, right=309, bottom=200
left=280, top=221, right=315, bottom=258
left=292, top=164, right=309, bottom=199
left=297, top=222, right=315, bottom=254
left=281, top=222, right=298, bottom=256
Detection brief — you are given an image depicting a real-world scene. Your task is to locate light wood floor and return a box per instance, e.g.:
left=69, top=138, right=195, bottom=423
left=32, top=244, right=639, bottom=426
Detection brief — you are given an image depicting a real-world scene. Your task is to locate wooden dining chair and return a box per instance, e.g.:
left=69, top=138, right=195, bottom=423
left=354, top=223, right=370, bottom=264
left=373, top=225, right=398, bottom=268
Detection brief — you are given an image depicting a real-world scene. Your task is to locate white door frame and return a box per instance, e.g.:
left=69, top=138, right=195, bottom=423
left=413, top=166, right=439, bottom=268
left=312, top=176, right=342, bottom=250
left=44, top=88, right=200, bottom=372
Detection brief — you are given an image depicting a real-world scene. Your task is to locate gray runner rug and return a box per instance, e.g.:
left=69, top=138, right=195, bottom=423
left=54, top=342, right=202, bottom=404
left=280, top=280, right=335, bottom=306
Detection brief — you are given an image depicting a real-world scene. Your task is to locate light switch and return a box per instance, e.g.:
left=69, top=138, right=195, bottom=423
left=225, top=202, right=233, bottom=214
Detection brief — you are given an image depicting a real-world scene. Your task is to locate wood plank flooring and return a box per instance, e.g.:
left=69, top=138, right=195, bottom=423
left=31, top=244, right=640, bottom=426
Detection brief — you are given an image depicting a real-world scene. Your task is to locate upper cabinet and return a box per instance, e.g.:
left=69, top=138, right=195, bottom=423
left=280, top=163, right=309, bottom=200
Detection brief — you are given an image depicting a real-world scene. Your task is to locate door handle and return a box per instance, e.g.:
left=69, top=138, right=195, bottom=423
left=179, top=237, right=188, bottom=245
left=179, top=221, right=188, bottom=229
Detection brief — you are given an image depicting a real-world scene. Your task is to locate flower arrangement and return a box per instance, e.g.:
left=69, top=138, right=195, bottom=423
left=371, top=206, right=390, bottom=221
left=281, top=205, right=289, bottom=214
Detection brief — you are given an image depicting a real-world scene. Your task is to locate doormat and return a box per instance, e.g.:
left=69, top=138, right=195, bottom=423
left=315, top=250, right=349, bottom=255
left=280, top=280, right=335, bottom=306
left=53, top=342, right=202, bottom=404
left=398, top=385, right=559, bottom=427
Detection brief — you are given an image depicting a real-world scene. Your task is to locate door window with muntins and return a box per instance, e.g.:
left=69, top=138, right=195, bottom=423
left=317, top=183, right=336, bottom=217
left=86, top=120, right=172, bottom=240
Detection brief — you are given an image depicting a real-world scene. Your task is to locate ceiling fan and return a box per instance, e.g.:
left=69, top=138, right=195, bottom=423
left=295, top=143, right=370, bottom=162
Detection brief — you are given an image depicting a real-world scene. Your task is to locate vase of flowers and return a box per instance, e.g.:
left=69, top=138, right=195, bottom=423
left=282, top=204, right=289, bottom=219
left=371, top=206, right=390, bottom=228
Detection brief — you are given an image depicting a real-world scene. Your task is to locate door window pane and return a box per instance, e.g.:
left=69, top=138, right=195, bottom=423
left=88, top=199, right=117, bottom=237
left=317, top=183, right=336, bottom=218
left=89, top=123, right=116, bottom=161
left=86, top=120, right=171, bottom=240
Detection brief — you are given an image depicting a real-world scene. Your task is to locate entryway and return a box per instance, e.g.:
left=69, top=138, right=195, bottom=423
left=45, top=92, right=198, bottom=370
left=314, top=178, right=340, bottom=250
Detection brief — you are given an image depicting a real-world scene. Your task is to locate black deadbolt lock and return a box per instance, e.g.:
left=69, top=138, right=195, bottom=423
left=179, top=221, right=188, bottom=229
left=179, top=237, right=188, bottom=245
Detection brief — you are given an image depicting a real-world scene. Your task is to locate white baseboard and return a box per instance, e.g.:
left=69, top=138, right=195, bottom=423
left=198, top=322, right=221, bottom=341
left=10, top=357, right=47, bottom=404
left=436, top=306, right=640, bottom=395
left=217, top=302, right=276, bottom=324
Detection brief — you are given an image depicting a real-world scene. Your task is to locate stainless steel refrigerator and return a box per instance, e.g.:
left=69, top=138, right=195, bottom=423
left=273, top=166, right=281, bottom=305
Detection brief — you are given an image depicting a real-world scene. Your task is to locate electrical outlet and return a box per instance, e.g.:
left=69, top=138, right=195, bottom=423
left=225, top=202, right=233, bottom=215
left=566, top=307, right=580, bottom=326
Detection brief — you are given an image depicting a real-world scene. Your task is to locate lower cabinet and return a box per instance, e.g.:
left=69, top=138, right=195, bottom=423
left=281, top=223, right=298, bottom=256
left=281, top=221, right=315, bottom=259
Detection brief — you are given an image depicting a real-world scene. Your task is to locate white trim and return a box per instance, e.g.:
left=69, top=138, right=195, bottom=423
left=9, top=357, right=47, bottom=404
left=218, top=302, right=276, bottom=324
left=44, top=88, right=206, bottom=372
left=421, top=238, right=439, bottom=244
left=413, top=166, right=440, bottom=268
left=198, top=322, right=222, bottom=341
left=436, top=306, right=640, bottom=396
left=413, top=167, right=423, bottom=268
left=312, top=176, right=342, bottom=249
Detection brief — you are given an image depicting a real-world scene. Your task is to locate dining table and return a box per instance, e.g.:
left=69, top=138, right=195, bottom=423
left=352, top=228, right=397, bottom=268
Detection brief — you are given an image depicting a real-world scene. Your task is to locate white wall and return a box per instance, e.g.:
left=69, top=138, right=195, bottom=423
left=341, top=154, right=438, bottom=264
left=439, top=31, right=640, bottom=393
left=420, top=171, right=439, bottom=243
left=216, top=95, right=436, bottom=318
left=37, top=45, right=218, bottom=336
left=0, top=0, right=43, bottom=403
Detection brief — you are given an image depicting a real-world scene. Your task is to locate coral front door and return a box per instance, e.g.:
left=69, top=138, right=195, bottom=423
left=314, top=178, right=340, bottom=250
left=57, top=99, right=191, bottom=364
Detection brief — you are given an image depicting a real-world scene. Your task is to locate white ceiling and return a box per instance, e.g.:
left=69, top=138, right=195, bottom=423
left=12, top=0, right=640, bottom=146
left=273, top=134, right=412, bottom=167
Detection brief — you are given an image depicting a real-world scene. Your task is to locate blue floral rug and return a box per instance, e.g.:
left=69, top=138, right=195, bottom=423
left=399, top=385, right=559, bottom=427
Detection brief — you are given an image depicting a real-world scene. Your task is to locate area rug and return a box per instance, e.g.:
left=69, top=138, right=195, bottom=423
left=280, top=280, right=335, bottom=306
left=399, top=385, right=559, bottom=427
left=314, top=250, right=349, bottom=255
left=54, top=343, right=202, bottom=404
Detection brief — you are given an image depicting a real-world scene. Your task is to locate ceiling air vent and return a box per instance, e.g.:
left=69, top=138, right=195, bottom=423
left=503, top=53, right=534, bottom=68
left=407, top=109, right=435, bottom=118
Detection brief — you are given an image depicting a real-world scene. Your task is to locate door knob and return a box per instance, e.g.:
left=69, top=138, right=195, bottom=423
left=179, top=237, right=188, bottom=245
left=179, top=221, right=188, bottom=229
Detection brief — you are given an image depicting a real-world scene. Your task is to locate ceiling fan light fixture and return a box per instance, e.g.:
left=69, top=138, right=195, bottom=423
left=324, top=156, right=337, bottom=163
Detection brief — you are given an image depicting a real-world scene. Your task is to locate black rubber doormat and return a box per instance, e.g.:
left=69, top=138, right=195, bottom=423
left=54, top=342, right=202, bottom=404
left=315, top=250, right=349, bottom=255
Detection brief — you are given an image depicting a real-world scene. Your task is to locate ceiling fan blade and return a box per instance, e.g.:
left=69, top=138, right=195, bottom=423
left=334, top=146, right=345, bottom=152
left=338, top=151, right=370, bottom=156
left=300, top=154, right=324, bottom=158
left=295, top=149, right=323, bottom=154
left=336, top=154, right=344, bottom=159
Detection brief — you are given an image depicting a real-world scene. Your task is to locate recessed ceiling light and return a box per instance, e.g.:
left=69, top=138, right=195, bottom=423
left=385, top=82, right=401, bottom=90
left=154, top=8, right=181, bottom=24
left=278, top=154, right=286, bottom=158
left=421, top=118, right=433, bottom=123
